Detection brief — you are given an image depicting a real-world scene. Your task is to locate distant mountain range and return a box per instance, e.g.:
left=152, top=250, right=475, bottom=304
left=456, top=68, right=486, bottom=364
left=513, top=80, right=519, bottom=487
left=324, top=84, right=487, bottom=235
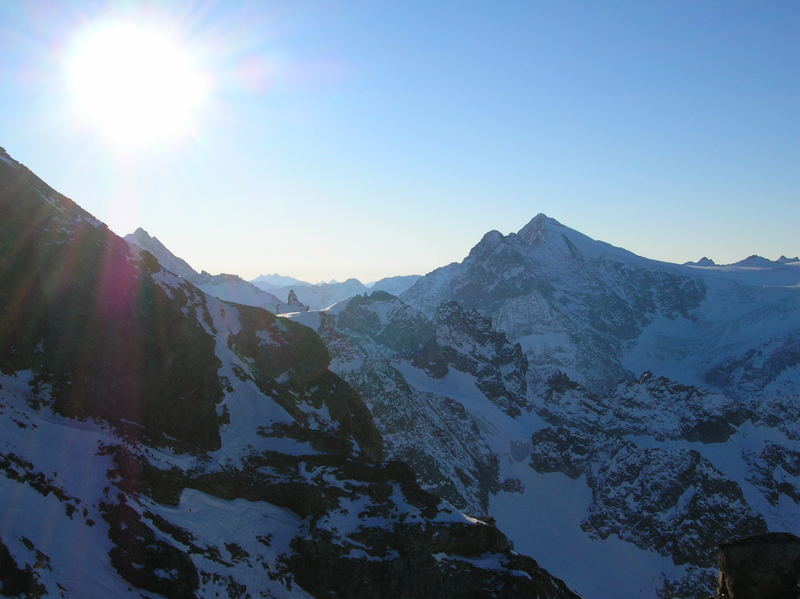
left=685, top=254, right=800, bottom=267
left=251, top=275, right=422, bottom=310
left=125, top=231, right=422, bottom=312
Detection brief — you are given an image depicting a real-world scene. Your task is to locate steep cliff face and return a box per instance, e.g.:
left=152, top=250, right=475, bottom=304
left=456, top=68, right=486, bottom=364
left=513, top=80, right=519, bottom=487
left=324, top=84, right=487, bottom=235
left=0, top=147, right=579, bottom=598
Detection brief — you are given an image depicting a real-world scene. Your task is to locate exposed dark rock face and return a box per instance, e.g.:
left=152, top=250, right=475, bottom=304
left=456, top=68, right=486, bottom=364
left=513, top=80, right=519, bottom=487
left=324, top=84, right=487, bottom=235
left=744, top=442, right=800, bottom=505
left=102, top=501, right=200, bottom=599
left=716, top=533, right=800, bottom=598
left=0, top=537, right=46, bottom=598
left=289, top=525, right=580, bottom=599
left=99, top=440, right=580, bottom=599
left=336, top=291, right=435, bottom=354
left=227, top=303, right=383, bottom=462
left=582, top=443, right=766, bottom=567
left=286, top=289, right=303, bottom=307
left=0, top=155, right=224, bottom=451
left=531, top=373, right=767, bottom=569
left=427, top=301, right=530, bottom=417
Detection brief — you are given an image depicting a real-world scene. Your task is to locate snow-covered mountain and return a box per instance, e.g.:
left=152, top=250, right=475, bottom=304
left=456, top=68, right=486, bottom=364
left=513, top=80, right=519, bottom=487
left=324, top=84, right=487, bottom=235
left=0, top=147, right=579, bottom=599
left=124, top=227, right=300, bottom=314
left=289, top=285, right=799, bottom=598
left=401, top=214, right=800, bottom=393
left=283, top=216, right=799, bottom=598
left=5, top=142, right=797, bottom=598
left=125, top=226, right=198, bottom=279
left=685, top=254, right=800, bottom=286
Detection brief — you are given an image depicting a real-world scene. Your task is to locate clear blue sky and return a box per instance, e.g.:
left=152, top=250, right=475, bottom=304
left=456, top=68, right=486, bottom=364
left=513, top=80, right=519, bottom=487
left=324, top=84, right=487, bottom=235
left=1, top=1, right=798, bottom=281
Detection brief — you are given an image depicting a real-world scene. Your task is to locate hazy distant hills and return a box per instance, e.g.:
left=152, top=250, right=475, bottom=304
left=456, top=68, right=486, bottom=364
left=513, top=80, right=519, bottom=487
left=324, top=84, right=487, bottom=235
left=252, top=272, right=311, bottom=288
left=371, top=274, right=423, bottom=296
left=251, top=275, right=422, bottom=310
left=681, top=253, right=800, bottom=287
left=685, top=254, right=800, bottom=268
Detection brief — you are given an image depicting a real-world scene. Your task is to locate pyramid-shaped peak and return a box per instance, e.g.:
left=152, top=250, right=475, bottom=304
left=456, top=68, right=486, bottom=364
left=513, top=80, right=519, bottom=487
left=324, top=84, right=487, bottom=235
left=128, top=227, right=165, bottom=248
left=132, top=227, right=153, bottom=239
left=517, top=213, right=565, bottom=245
left=124, top=227, right=198, bottom=279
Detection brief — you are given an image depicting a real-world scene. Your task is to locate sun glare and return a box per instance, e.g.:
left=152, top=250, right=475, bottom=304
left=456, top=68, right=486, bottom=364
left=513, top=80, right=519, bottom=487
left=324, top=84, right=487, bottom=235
left=64, top=21, right=210, bottom=147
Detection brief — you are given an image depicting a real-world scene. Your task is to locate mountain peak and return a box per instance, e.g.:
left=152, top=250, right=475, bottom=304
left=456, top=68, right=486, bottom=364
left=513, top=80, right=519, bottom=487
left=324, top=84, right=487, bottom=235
left=124, top=228, right=198, bottom=279
left=131, top=226, right=155, bottom=242
left=733, top=255, right=776, bottom=268
left=480, top=230, right=504, bottom=243
left=516, top=213, right=566, bottom=246
left=684, top=257, right=716, bottom=267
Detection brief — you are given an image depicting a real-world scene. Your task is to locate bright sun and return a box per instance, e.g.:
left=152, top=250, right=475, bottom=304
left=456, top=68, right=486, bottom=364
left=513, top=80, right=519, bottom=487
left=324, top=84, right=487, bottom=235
left=65, top=21, right=210, bottom=147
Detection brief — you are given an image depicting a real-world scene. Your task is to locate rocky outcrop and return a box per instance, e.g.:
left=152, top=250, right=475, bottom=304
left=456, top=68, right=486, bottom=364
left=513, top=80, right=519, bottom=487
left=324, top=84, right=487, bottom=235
left=705, top=332, right=800, bottom=398
left=744, top=442, right=800, bottom=506
left=271, top=288, right=310, bottom=313
left=716, top=533, right=800, bottom=598
left=292, top=293, right=530, bottom=514
left=530, top=373, right=768, bottom=581
left=0, top=537, right=46, bottom=598
left=267, top=278, right=369, bottom=310
left=425, top=301, right=530, bottom=416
